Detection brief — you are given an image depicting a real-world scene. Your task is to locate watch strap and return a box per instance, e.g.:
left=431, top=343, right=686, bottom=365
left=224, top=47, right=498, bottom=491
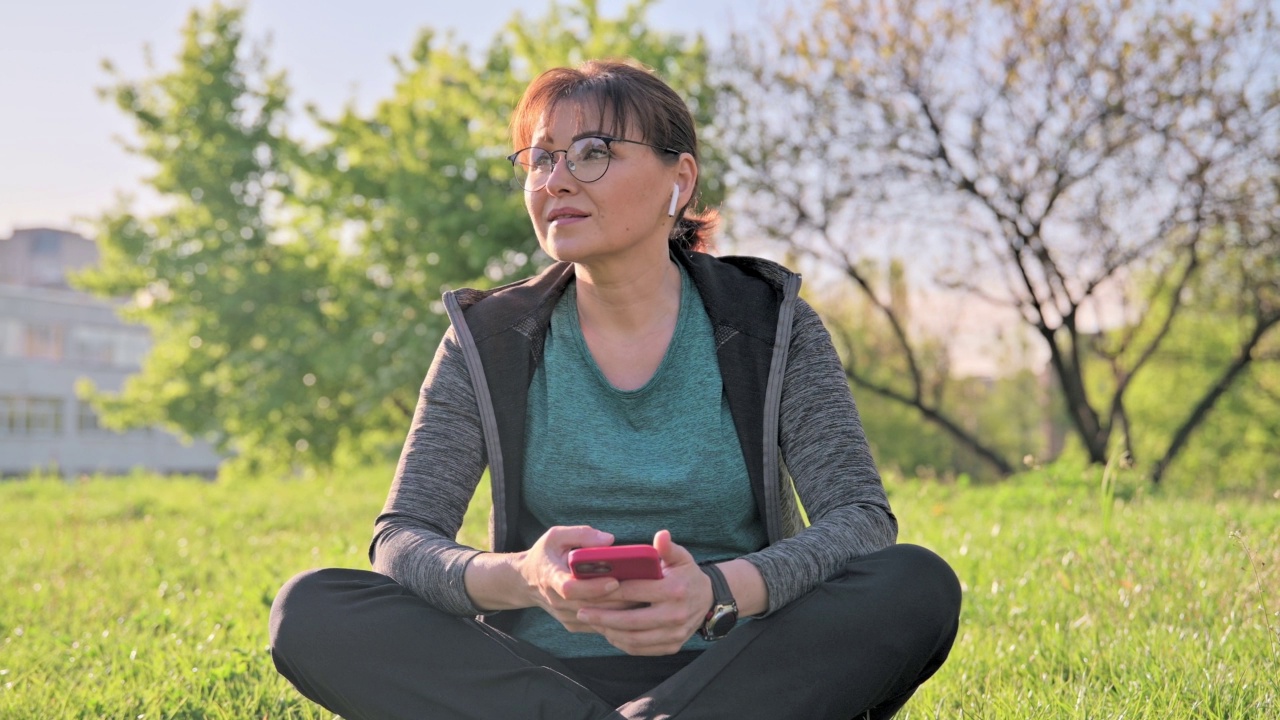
left=701, top=563, right=732, bottom=606
left=698, top=563, right=738, bottom=641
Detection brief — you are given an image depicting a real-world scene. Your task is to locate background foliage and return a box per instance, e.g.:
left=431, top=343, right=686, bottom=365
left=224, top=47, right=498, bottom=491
left=75, top=0, right=718, bottom=475
left=720, top=0, right=1280, bottom=484
left=69, top=0, right=1278, bottom=486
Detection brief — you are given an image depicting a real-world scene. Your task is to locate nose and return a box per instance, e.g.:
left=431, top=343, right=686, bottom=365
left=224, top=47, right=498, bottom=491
left=541, top=151, right=576, bottom=194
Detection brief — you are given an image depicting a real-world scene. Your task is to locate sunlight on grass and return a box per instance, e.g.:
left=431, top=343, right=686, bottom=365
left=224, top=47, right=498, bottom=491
left=1, top=467, right=1275, bottom=718
left=890, top=471, right=1280, bottom=718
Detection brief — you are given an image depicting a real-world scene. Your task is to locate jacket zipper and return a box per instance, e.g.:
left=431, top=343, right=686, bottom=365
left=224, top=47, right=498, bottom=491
left=445, top=270, right=802, bottom=551
left=443, top=291, right=509, bottom=552
left=761, top=273, right=802, bottom=543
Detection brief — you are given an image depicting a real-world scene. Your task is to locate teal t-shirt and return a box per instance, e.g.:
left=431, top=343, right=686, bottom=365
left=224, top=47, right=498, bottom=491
left=513, top=264, right=767, bottom=658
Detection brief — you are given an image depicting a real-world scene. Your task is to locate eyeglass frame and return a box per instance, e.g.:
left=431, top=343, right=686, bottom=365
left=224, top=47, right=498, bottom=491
left=506, top=136, right=681, bottom=191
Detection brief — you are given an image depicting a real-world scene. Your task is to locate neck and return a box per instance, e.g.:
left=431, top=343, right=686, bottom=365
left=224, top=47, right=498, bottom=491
left=574, top=247, right=681, bottom=337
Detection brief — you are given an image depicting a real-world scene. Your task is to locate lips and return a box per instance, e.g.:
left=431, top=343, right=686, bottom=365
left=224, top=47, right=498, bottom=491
left=547, top=207, right=590, bottom=223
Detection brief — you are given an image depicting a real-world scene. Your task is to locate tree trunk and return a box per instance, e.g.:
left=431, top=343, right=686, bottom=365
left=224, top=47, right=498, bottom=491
left=1151, top=313, right=1280, bottom=484
left=1041, top=329, right=1110, bottom=464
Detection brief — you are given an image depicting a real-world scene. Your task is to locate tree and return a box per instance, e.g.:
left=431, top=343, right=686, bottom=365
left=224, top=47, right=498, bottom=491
left=720, top=0, right=1280, bottom=481
left=808, top=260, right=1065, bottom=480
left=78, top=3, right=312, bottom=465
left=293, top=0, right=722, bottom=441
left=1123, top=281, right=1280, bottom=490
left=76, top=0, right=719, bottom=473
left=1144, top=160, right=1280, bottom=485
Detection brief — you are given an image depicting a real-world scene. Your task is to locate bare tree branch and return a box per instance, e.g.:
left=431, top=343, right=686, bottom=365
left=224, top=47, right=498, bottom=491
left=721, top=0, right=1280, bottom=481
left=1152, top=310, right=1280, bottom=483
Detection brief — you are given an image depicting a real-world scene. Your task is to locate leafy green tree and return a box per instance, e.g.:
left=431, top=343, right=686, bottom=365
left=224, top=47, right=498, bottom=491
left=78, top=3, right=318, bottom=465
left=295, top=0, right=722, bottom=438
left=76, top=0, right=719, bottom=474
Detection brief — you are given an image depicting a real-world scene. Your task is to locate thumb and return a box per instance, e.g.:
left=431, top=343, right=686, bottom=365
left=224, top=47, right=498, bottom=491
left=653, top=529, right=695, bottom=567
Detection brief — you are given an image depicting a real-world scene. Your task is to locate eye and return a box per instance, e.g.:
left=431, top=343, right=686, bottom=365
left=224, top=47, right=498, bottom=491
left=530, top=150, right=555, bottom=171
left=573, top=138, right=611, bottom=162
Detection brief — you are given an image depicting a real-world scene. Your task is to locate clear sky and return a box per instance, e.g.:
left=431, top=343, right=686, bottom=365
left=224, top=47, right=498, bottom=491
left=0, top=0, right=766, bottom=237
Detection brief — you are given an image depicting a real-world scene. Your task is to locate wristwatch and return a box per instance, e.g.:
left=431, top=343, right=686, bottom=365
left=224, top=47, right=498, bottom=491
left=697, top=563, right=739, bottom=641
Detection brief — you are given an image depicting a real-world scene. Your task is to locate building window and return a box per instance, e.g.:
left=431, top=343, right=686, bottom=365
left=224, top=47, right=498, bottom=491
left=0, top=396, right=17, bottom=434
left=0, top=396, right=63, bottom=435
left=77, top=401, right=102, bottom=432
left=67, top=326, right=115, bottom=366
left=0, top=319, right=19, bottom=358
left=31, top=233, right=61, bottom=255
left=24, top=323, right=64, bottom=361
left=25, top=397, right=63, bottom=434
left=116, top=333, right=149, bottom=369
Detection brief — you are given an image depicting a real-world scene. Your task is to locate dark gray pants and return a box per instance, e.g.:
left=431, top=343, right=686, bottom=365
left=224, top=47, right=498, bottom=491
left=269, top=544, right=960, bottom=720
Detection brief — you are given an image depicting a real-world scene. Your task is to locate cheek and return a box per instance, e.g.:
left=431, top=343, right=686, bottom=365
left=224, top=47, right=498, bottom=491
left=525, top=195, right=547, bottom=240
left=611, top=185, right=662, bottom=229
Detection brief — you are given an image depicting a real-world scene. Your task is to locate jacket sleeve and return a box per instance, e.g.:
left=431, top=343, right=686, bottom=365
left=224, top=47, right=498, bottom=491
left=368, top=326, right=489, bottom=616
left=742, top=298, right=899, bottom=615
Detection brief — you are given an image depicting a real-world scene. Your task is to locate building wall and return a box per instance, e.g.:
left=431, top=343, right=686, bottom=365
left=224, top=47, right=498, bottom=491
left=0, top=228, right=222, bottom=477
left=0, top=227, right=97, bottom=288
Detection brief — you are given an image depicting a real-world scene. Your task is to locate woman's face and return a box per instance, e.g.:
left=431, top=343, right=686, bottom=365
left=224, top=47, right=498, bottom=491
left=522, top=105, right=694, bottom=270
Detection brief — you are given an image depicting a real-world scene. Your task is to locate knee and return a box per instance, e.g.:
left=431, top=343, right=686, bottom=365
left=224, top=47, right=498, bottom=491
left=269, top=568, right=355, bottom=659
left=885, top=544, right=960, bottom=599
left=842, top=544, right=962, bottom=629
left=878, top=544, right=962, bottom=629
left=890, top=543, right=962, bottom=604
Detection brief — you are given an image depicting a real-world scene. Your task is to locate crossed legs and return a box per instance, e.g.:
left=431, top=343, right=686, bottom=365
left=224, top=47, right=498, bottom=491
left=269, top=544, right=961, bottom=720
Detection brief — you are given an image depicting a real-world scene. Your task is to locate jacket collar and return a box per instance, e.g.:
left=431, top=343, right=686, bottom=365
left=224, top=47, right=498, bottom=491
left=452, top=250, right=796, bottom=347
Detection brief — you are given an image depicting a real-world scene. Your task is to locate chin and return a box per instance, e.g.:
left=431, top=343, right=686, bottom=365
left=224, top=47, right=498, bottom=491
left=540, top=232, right=596, bottom=265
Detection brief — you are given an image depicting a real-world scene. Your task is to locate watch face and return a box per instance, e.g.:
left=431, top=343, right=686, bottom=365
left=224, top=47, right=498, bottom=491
left=706, top=604, right=738, bottom=638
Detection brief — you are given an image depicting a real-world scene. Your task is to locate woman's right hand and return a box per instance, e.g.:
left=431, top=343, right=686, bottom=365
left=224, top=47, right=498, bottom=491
left=515, top=525, right=634, bottom=633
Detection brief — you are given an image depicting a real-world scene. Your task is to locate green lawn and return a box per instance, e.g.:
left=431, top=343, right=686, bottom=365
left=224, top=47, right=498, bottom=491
left=1, top=466, right=1276, bottom=718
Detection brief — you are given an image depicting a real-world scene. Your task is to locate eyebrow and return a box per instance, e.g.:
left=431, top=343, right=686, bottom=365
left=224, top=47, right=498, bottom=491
left=532, top=129, right=610, bottom=147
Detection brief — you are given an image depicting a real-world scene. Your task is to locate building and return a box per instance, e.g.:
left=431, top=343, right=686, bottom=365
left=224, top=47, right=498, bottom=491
left=0, top=228, right=221, bottom=477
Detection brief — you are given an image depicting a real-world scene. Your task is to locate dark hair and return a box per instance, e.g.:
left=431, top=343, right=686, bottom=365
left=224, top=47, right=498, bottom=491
left=510, top=59, right=718, bottom=253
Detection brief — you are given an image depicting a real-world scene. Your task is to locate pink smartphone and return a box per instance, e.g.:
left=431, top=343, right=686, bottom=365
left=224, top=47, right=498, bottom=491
left=568, top=545, right=663, bottom=581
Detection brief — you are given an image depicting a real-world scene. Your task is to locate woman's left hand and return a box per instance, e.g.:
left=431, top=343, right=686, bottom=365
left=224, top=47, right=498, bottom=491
left=575, top=529, right=712, bottom=656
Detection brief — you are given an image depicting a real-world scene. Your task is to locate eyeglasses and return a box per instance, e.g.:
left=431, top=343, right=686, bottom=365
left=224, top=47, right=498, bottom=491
left=507, top=136, right=679, bottom=191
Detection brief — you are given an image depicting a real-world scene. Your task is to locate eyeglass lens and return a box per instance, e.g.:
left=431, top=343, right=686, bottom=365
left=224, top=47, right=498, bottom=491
left=512, top=137, right=611, bottom=189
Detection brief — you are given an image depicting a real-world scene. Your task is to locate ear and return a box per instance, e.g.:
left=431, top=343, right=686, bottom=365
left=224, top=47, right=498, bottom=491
left=673, top=152, right=698, bottom=210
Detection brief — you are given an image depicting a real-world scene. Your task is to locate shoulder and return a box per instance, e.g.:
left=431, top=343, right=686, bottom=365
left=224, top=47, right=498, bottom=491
left=679, top=251, right=796, bottom=294
left=790, top=296, right=830, bottom=340
left=678, top=251, right=799, bottom=343
left=447, top=261, right=575, bottom=342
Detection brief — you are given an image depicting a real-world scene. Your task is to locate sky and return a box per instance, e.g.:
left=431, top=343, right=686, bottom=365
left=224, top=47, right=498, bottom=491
left=0, top=0, right=769, bottom=238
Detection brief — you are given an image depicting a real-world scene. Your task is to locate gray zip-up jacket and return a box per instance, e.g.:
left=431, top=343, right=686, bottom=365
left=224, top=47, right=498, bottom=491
left=370, top=251, right=897, bottom=628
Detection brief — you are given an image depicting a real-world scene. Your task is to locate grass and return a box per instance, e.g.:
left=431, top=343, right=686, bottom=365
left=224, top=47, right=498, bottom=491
left=1, top=465, right=1276, bottom=718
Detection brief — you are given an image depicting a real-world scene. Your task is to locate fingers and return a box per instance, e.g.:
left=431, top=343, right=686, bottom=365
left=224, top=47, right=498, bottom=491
left=547, top=528, right=621, bottom=596
left=577, top=605, right=697, bottom=655
left=547, top=525, right=614, bottom=553
left=533, top=527, right=711, bottom=652
left=577, top=572, right=699, bottom=628
left=517, top=525, right=620, bottom=630
left=579, top=603, right=679, bottom=632
left=576, top=532, right=714, bottom=656
left=561, top=575, right=620, bottom=600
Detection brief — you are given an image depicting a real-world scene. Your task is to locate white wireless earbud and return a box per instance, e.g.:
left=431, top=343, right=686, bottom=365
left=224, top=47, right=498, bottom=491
left=668, top=183, right=680, bottom=217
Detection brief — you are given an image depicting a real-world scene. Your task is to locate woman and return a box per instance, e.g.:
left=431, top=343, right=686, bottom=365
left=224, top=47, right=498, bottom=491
left=270, top=60, right=961, bottom=720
